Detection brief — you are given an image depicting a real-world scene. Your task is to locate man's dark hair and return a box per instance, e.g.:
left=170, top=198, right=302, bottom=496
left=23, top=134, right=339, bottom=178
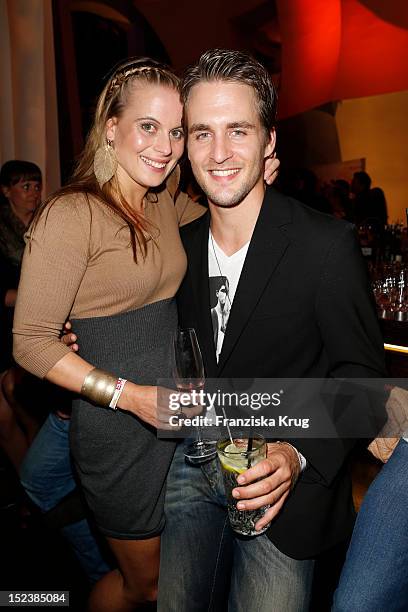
left=181, top=49, right=277, bottom=136
left=0, top=160, right=42, bottom=187
left=214, top=276, right=229, bottom=294
left=334, top=179, right=350, bottom=196
left=353, top=171, right=371, bottom=191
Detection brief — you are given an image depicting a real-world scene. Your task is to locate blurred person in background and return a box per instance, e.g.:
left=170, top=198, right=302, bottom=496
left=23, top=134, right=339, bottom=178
left=0, top=160, right=43, bottom=471
left=332, top=436, right=408, bottom=611
left=0, top=166, right=112, bottom=583
left=291, top=167, right=332, bottom=215
left=352, top=171, right=388, bottom=230
left=327, top=179, right=353, bottom=222
left=370, top=186, right=388, bottom=227
left=1, top=162, right=110, bottom=585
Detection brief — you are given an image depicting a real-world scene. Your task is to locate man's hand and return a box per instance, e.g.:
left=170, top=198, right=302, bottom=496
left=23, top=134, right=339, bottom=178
left=264, top=153, right=280, bottom=185
left=61, top=321, right=79, bottom=352
left=232, top=442, right=301, bottom=532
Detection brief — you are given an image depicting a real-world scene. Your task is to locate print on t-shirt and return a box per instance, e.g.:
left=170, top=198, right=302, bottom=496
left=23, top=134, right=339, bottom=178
left=209, top=275, right=230, bottom=362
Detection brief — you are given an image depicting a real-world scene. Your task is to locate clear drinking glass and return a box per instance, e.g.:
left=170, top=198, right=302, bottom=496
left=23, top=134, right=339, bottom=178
left=217, top=434, right=271, bottom=536
left=172, top=328, right=217, bottom=463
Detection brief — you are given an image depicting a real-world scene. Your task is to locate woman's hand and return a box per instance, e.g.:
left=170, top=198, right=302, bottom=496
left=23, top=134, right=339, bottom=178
left=118, top=381, right=177, bottom=430
left=61, top=320, right=79, bottom=352
left=4, top=289, right=17, bottom=307
left=264, top=153, right=280, bottom=185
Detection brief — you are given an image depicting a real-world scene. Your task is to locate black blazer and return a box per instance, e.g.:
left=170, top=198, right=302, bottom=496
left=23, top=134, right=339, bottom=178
left=177, top=187, right=386, bottom=559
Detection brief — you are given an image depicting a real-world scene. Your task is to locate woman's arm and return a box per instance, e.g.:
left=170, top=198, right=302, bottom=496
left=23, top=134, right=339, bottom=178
left=13, top=196, right=171, bottom=428
left=13, top=197, right=89, bottom=375
left=45, top=351, right=167, bottom=428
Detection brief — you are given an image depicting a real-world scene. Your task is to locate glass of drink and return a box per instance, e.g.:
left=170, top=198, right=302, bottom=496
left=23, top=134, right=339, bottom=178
left=216, top=434, right=271, bottom=536
left=172, top=328, right=217, bottom=463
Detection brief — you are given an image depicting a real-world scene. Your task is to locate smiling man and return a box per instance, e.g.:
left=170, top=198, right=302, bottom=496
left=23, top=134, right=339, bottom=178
left=158, top=49, right=386, bottom=611
left=187, top=82, right=272, bottom=210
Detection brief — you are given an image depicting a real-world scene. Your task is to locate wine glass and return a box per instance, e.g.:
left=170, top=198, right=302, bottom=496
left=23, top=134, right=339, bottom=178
left=172, top=328, right=217, bottom=463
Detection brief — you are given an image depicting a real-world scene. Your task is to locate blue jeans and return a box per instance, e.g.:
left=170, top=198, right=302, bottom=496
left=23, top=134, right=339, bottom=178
left=20, top=412, right=111, bottom=584
left=332, top=438, right=408, bottom=611
left=158, top=442, right=314, bottom=612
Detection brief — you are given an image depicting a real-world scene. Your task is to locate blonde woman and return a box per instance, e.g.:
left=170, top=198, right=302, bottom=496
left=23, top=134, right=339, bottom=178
left=13, top=57, right=278, bottom=610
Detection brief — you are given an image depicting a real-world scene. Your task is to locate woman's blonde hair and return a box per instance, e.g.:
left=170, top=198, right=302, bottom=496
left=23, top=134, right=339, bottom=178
left=32, top=57, right=180, bottom=260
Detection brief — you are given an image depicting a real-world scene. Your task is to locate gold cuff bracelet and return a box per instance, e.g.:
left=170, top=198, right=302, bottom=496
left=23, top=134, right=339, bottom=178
left=81, top=367, right=118, bottom=407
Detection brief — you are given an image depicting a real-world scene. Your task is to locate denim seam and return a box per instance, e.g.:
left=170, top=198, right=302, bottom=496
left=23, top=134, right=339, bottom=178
left=207, top=514, right=229, bottom=611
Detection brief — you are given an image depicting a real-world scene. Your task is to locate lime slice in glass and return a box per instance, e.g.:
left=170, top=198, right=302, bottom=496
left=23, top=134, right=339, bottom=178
left=219, top=443, right=247, bottom=473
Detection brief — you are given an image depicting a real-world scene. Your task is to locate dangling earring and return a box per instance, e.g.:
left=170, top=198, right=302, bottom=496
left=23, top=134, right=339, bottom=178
left=94, top=139, right=117, bottom=188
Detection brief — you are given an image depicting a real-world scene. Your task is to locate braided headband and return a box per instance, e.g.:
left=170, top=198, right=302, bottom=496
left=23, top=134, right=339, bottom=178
left=107, top=65, right=173, bottom=99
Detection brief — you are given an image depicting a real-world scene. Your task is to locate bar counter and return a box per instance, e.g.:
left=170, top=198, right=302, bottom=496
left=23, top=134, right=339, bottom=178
left=380, top=318, right=408, bottom=377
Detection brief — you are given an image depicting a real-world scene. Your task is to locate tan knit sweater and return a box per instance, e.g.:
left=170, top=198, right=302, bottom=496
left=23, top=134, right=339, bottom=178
left=13, top=170, right=206, bottom=378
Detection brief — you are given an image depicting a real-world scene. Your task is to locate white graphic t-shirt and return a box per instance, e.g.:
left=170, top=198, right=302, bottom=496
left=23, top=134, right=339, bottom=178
left=208, top=231, right=249, bottom=362
left=207, top=231, right=307, bottom=471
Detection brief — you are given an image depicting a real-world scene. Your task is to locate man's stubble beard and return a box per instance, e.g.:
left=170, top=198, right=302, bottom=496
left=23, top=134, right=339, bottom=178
left=194, top=165, right=264, bottom=209
left=203, top=182, right=253, bottom=209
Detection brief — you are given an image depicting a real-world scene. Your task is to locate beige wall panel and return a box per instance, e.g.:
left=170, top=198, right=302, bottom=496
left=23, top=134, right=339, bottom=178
left=0, top=0, right=60, bottom=195
left=336, top=91, right=408, bottom=223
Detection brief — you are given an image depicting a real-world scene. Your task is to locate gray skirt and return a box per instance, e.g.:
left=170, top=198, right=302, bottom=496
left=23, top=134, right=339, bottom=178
left=69, top=298, right=177, bottom=539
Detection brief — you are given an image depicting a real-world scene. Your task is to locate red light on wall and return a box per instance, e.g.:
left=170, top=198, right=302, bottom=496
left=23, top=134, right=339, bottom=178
left=277, top=0, right=408, bottom=118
